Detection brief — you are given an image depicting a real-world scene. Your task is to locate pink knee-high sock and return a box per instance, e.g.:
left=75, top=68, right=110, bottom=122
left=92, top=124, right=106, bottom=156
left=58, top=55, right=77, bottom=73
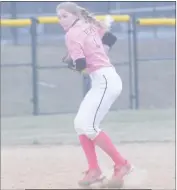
left=79, top=135, right=99, bottom=170
left=93, top=131, right=127, bottom=166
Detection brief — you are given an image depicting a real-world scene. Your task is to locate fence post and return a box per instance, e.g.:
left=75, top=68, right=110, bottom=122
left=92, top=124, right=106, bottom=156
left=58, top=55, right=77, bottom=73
left=10, top=2, right=18, bottom=45
left=31, top=17, right=39, bottom=115
left=127, top=20, right=134, bottom=109
left=132, top=15, right=139, bottom=109
left=107, top=1, right=111, bottom=13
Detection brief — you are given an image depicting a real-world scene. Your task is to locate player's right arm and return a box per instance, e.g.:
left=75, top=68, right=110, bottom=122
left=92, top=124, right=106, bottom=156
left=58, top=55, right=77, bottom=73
left=65, top=34, right=87, bottom=73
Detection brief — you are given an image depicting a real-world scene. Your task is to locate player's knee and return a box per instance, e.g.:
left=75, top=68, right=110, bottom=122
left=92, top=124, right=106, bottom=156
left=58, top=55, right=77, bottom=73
left=74, top=116, right=85, bottom=135
left=74, top=117, right=100, bottom=139
left=86, top=131, right=99, bottom=140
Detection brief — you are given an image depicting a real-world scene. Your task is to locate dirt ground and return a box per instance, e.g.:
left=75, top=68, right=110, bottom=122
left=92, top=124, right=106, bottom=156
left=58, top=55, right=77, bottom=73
left=1, top=142, right=175, bottom=189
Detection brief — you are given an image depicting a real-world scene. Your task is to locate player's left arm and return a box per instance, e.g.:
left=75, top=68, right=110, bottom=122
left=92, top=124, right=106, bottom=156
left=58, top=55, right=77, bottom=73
left=102, top=32, right=117, bottom=53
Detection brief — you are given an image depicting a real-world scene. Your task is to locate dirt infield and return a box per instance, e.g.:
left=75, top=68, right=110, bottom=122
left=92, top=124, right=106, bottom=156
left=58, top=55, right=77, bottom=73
left=1, top=142, right=175, bottom=189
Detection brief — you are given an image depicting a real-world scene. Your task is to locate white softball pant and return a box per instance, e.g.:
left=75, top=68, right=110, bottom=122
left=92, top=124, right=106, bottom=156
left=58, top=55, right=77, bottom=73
left=74, top=67, right=122, bottom=140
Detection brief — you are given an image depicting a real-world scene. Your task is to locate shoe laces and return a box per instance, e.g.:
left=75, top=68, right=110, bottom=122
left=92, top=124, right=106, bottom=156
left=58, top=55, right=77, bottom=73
left=82, top=169, right=90, bottom=175
left=82, top=168, right=100, bottom=177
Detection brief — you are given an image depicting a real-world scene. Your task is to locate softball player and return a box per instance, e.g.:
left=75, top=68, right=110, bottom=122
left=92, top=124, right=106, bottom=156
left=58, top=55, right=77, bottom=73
left=56, top=2, right=132, bottom=187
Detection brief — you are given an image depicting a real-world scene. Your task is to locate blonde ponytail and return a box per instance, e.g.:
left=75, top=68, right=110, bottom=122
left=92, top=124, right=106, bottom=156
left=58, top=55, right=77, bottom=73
left=78, top=6, right=109, bottom=31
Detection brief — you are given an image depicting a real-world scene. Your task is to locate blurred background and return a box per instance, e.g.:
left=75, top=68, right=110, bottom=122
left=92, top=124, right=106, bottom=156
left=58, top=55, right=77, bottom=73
left=1, top=1, right=176, bottom=116
left=1, top=1, right=176, bottom=43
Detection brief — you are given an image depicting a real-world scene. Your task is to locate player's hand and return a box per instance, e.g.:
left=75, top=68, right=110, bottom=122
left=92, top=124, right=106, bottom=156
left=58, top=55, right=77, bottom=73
left=62, top=53, right=72, bottom=64
left=67, top=60, right=76, bottom=70
left=62, top=53, right=76, bottom=70
left=62, top=54, right=87, bottom=74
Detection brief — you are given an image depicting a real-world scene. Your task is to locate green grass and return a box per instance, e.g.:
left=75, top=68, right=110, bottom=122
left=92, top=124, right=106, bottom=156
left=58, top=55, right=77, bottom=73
left=1, top=109, right=175, bottom=146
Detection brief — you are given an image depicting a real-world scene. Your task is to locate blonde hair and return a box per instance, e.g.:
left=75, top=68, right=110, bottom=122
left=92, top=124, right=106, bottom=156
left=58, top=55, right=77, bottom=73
left=56, top=2, right=109, bottom=31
